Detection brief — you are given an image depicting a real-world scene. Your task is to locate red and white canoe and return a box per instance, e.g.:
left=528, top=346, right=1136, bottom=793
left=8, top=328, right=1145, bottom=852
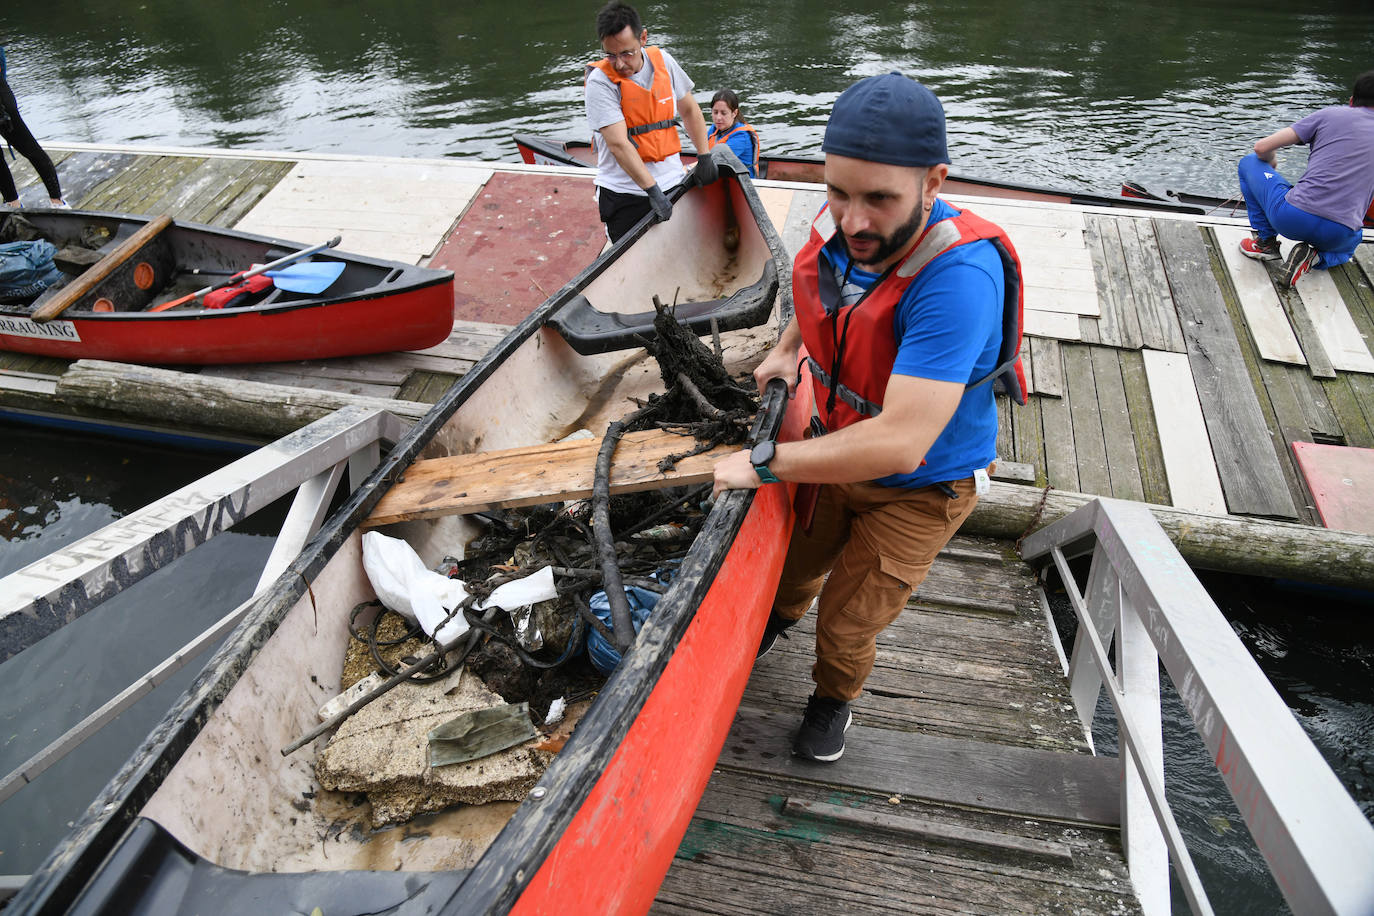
left=12, top=155, right=806, bottom=914
left=0, top=210, right=454, bottom=364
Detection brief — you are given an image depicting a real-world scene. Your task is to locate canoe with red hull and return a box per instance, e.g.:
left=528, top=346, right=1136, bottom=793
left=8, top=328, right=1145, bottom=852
left=514, top=132, right=1206, bottom=215
left=10, top=153, right=808, bottom=915
left=0, top=210, right=455, bottom=364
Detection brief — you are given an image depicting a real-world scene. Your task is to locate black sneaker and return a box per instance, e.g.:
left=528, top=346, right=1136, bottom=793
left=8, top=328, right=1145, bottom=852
left=792, top=694, right=852, bottom=762
left=1283, top=242, right=1319, bottom=288
left=756, top=613, right=796, bottom=660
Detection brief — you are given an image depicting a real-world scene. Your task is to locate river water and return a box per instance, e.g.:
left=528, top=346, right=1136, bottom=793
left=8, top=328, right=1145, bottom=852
left=0, top=0, right=1371, bottom=909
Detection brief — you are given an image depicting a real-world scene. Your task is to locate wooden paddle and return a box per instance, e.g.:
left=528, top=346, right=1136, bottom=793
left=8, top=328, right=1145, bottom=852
left=30, top=214, right=173, bottom=323
left=148, top=235, right=342, bottom=313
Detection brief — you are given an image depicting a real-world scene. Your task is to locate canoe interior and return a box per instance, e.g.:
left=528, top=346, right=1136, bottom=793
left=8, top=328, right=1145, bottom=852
left=131, top=173, right=784, bottom=877
left=0, top=210, right=444, bottom=318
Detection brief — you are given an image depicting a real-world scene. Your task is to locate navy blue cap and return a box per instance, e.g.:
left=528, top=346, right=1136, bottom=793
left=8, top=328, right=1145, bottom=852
left=822, top=72, right=950, bottom=167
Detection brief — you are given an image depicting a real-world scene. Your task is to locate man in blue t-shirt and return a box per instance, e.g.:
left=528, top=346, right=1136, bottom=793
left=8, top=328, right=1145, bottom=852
left=712, top=73, right=1016, bottom=762
left=1236, top=69, right=1374, bottom=288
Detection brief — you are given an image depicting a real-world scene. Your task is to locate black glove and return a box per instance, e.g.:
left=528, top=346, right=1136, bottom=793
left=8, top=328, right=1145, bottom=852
left=692, top=149, right=719, bottom=186
left=646, top=184, right=673, bottom=224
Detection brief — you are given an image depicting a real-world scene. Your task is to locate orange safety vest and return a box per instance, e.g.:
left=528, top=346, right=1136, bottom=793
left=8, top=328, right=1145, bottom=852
left=587, top=46, right=682, bottom=163
left=793, top=202, right=1027, bottom=434
left=708, top=120, right=760, bottom=174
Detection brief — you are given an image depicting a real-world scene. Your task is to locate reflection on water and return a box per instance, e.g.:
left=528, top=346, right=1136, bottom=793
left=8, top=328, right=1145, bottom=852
left=0, top=425, right=285, bottom=874
left=1, top=0, right=1370, bottom=195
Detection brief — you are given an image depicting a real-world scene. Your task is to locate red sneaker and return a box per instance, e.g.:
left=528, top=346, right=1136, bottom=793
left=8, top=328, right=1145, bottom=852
left=1283, top=243, right=1319, bottom=288
left=1239, top=235, right=1281, bottom=261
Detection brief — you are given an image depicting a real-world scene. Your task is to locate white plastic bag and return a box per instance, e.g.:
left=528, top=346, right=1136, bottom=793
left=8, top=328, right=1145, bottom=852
left=361, top=531, right=471, bottom=647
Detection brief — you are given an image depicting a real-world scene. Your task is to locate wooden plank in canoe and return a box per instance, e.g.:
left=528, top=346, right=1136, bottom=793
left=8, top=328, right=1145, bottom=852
left=1212, top=226, right=1305, bottom=365
left=1141, top=349, right=1226, bottom=514
left=365, top=429, right=736, bottom=526
left=1154, top=218, right=1298, bottom=518
left=1292, top=442, right=1374, bottom=534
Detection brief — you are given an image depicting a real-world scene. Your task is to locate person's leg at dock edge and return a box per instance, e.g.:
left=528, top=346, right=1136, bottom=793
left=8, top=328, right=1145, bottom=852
left=763, top=477, right=979, bottom=761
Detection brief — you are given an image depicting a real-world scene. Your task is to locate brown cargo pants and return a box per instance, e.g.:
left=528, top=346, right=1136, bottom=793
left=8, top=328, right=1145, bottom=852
left=771, top=474, right=981, bottom=701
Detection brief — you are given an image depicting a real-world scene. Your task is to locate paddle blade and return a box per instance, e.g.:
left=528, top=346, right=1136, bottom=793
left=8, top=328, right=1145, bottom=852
left=264, top=261, right=345, bottom=294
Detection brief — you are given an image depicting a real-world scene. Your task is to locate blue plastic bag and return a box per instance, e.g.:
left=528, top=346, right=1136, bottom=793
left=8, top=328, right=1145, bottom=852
left=0, top=240, right=63, bottom=301
left=586, top=585, right=663, bottom=675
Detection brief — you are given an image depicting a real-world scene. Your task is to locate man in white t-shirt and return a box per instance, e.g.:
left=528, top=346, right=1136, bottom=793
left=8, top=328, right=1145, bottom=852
left=583, top=1, right=715, bottom=241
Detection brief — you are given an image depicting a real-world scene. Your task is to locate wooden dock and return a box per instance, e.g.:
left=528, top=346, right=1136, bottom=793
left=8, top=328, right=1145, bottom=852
left=4, top=143, right=1374, bottom=911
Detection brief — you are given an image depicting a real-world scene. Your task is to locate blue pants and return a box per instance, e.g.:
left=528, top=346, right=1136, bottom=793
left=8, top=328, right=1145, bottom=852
left=1237, top=153, right=1362, bottom=270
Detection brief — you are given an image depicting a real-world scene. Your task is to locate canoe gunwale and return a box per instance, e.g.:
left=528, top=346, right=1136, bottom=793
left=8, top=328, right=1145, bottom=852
left=10, top=160, right=793, bottom=915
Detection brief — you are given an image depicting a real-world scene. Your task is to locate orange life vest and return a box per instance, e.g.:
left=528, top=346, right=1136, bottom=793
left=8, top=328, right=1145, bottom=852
left=793, top=202, right=1027, bottom=434
left=587, top=46, right=682, bottom=163
left=708, top=120, right=760, bottom=174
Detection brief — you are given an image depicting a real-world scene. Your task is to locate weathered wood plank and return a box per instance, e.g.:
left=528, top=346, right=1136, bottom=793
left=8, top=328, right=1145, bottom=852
left=1023, top=308, right=1082, bottom=340
left=1117, top=350, right=1171, bottom=506
left=1321, top=376, right=1374, bottom=448
left=1089, top=347, right=1144, bottom=501
left=782, top=798, right=1074, bottom=864
left=1039, top=369, right=1080, bottom=492
left=1011, top=397, right=1048, bottom=487
left=995, top=394, right=1013, bottom=465
left=1124, top=219, right=1185, bottom=352
left=780, top=190, right=825, bottom=261
left=1211, top=225, right=1306, bottom=364
left=1082, top=214, right=1133, bottom=348
left=1028, top=336, right=1062, bottom=398
left=38, top=150, right=142, bottom=209
left=365, top=429, right=736, bottom=525
left=1293, top=264, right=1374, bottom=373
left=1141, top=349, right=1227, bottom=513
left=720, top=706, right=1120, bottom=826
left=1104, top=217, right=1145, bottom=348
left=1279, top=282, right=1338, bottom=379
left=1060, top=344, right=1110, bottom=496
left=214, top=159, right=298, bottom=228
left=78, top=154, right=163, bottom=211
left=1154, top=218, right=1298, bottom=518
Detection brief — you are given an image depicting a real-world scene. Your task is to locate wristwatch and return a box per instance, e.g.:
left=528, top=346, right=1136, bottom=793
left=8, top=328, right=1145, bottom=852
left=750, top=440, right=780, bottom=484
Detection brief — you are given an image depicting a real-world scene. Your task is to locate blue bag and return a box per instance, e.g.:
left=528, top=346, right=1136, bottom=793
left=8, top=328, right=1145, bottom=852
left=586, top=584, right=663, bottom=675
left=0, top=239, right=63, bottom=301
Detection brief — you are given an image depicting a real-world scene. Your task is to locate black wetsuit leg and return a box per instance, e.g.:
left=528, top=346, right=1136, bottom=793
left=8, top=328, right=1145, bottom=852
left=0, top=78, right=63, bottom=202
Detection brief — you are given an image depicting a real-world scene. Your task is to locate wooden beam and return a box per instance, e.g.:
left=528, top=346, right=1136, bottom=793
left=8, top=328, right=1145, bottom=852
left=963, top=481, right=1374, bottom=590
left=30, top=214, right=172, bottom=322
left=365, top=429, right=735, bottom=526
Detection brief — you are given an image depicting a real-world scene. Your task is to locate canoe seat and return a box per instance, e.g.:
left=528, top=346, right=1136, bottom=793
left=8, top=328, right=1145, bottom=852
left=66, top=818, right=470, bottom=914
left=546, top=258, right=777, bottom=355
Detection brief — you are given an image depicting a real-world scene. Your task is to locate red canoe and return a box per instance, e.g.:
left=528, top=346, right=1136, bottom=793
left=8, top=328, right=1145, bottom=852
left=0, top=210, right=454, bottom=364
left=11, top=155, right=806, bottom=914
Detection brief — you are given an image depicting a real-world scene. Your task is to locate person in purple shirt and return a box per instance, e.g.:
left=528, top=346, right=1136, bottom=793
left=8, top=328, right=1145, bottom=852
left=1236, top=70, right=1374, bottom=288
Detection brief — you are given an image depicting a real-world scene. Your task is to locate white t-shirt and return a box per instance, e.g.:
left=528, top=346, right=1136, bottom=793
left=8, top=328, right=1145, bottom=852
left=584, top=47, right=693, bottom=196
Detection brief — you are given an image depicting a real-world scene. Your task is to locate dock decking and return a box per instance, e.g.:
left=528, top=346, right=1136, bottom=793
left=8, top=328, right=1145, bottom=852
left=3, top=144, right=1373, bottom=911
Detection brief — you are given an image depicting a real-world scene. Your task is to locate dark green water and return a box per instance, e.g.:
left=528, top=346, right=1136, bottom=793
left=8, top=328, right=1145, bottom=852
left=2, top=1, right=1371, bottom=195
left=0, top=0, right=1371, bottom=909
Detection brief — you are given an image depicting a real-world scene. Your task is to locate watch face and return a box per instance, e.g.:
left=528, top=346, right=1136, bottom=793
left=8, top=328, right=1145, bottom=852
left=750, top=440, right=775, bottom=466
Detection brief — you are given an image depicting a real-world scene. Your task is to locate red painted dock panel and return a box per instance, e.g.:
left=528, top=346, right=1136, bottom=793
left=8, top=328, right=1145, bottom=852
left=430, top=172, right=605, bottom=325
left=1292, top=441, right=1374, bottom=535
